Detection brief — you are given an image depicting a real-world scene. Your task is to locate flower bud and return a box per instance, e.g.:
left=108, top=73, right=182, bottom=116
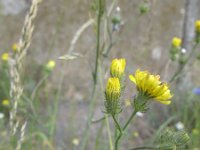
left=1, top=53, right=9, bottom=61
left=170, top=37, right=182, bottom=61
left=195, top=20, right=200, bottom=43
left=172, top=37, right=181, bottom=48
left=105, top=77, right=121, bottom=115
left=174, top=131, right=190, bottom=146
left=12, top=43, right=19, bottom=52
left=195, top=20, right=200, bottom=33
left=110, top=58, right=126, bottom=79
left=46, top=60, right=56, bottom=70
left=2, top=99, right=10, bottom=107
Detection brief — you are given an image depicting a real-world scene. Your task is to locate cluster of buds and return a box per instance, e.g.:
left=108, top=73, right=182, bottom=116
left=195, top=20, right=200, bottom=43
left=105, top=58, right=126, bottom=115
left=170, top=37, right=182, bottom=61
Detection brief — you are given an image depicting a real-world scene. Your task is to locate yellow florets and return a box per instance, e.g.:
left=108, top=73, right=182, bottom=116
left=105, top=77, right=121, bottom=114
left=46, top=60, right=56, bottom=70
left=2, top=99, right=10, bottom=106
left=105, top=77, right=120, bottom=101
left=195, top=20, right=200, bottom=32
left=129, top=69, right=173, bottom=105
left=110, top=58, right=126, bottom=79
left=1, top=53, right=9, bottom=61
left=172, top=37, right=182, bottom=48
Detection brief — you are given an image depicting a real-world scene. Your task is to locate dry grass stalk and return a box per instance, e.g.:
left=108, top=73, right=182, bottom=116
left=8, top=0, right=42, bottom=147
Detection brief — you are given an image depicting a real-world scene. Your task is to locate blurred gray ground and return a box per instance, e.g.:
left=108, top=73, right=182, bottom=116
left=0, top=0, right=200, bottom=149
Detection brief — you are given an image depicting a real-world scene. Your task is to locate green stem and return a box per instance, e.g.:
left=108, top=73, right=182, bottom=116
left=49, top=72, right=64, bottom=141
left=106, top=115, right=113, bottom=150
left=123, top=109, right=138, bottom=131
left=93, top=0, right=103, bottom=84
left=80, top=1, right=103, bottom=149
left=95, top=119, right=105, bottom=150
left=31, top=74, right=49, bottom=100
left=112, top=115, right=122, bottom=150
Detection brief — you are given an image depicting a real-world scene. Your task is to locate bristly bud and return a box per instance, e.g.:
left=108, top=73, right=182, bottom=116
left=158, top=144, right=176, bottom=150
left=195, top=20, right=200, bottom=43
left=105, top=77, right=121, bottom=115
left=174, top=131, right=190, bottom=146
left=157, top=128, right=190, bottom=149
left=110, top=58, right=126, bottom=79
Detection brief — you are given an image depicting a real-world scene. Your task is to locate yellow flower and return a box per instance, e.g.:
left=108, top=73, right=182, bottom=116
left=129, top=69, right=173, bottom=105
left=1, top=53, right=9, bottom=61
left=172, top=37, right=182, bottom=48
left=46, top=60, right=56, bottom=70
left=2, top=99, right=10, bottom=106
left=195, top=20, right=200, bottom=32
left=105, top=77, right=121, bottom=114
left=12, top=43, right=19, bottom=52
left=110, top=58, right=126, bottom=78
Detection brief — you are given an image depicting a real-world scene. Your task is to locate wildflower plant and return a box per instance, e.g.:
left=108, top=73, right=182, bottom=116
left=104, top=58, right=174, bottom=150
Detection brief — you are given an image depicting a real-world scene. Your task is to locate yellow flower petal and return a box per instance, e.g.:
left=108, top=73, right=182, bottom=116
left=129, top=75, right=136, bottom=84
left=129, top=69, right=173, bottom=105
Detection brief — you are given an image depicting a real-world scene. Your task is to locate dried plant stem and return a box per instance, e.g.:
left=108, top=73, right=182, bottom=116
left=8, top=0, right=42, bottom=148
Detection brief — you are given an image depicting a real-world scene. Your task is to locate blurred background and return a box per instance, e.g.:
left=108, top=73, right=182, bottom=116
left=0, top=0, right=200, bottom=149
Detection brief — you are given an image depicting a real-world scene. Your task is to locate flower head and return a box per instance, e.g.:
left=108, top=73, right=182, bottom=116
left=1, top=53, right=9, bottom=61
left=172, top=37, right=182, bottom=48
left=2, top=99, right=10, bottom=106
left=105, top=77, right=121, bottom=114
left=195, top=20, right=200, bottom=32
left=110, top=58, right=126, bottom=79
left=46, top=60, right=56, bottom=70
left=129, top=69, right=173, bottom=105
